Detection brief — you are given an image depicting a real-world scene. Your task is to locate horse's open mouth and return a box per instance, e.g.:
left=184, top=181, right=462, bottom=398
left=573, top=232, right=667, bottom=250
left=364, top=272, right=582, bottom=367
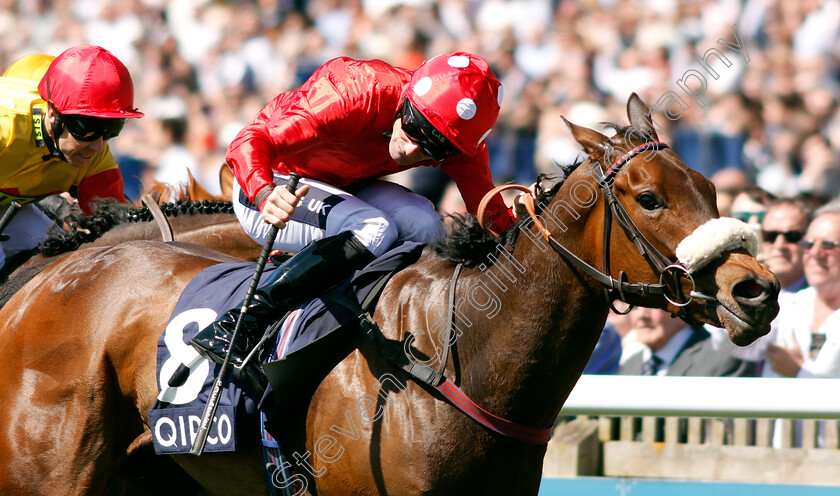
left=714, top=301, right=770, bottom=346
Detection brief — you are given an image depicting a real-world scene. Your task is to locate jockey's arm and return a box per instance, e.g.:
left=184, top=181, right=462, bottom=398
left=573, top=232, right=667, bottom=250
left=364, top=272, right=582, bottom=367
left=76, top=168, right=126, bottom=215
left=225, top=121, right=312, bottom=228
left=442, top=149, right=516, bottom=234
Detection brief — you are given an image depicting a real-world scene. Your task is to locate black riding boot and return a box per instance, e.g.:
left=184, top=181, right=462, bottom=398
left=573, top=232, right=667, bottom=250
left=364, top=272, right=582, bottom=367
left=190, top=231, right=375, bottom=390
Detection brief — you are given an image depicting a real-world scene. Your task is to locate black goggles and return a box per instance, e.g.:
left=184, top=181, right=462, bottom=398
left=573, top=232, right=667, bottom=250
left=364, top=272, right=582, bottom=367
left=55, top=109, right=126, bottom=142
left=400, top=99, right=462, bottom=161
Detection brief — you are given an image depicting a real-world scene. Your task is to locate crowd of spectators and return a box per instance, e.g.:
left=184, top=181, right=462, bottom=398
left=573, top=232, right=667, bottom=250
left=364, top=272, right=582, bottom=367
left=2, top=0, right=838, bottom=208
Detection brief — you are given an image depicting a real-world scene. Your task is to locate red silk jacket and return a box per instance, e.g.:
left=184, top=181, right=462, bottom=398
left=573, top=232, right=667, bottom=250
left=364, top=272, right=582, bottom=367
left=225, top=57, right=514, bottom=233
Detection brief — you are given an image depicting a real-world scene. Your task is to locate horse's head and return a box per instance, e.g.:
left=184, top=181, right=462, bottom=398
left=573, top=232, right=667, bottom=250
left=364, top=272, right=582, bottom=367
left=556, top=93, right=778, bottom=346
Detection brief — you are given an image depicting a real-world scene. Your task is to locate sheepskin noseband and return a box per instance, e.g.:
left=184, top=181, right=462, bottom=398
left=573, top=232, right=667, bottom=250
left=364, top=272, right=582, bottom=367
left=675, top=217, right=759, bottom=274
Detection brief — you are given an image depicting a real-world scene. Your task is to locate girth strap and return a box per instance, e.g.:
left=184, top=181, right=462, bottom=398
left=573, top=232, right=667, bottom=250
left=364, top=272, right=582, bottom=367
left=323, top=289, right=444, bottom=386
left=436, top=262, right=462, bottom=382
left=321, top=279, right=552, bottom=445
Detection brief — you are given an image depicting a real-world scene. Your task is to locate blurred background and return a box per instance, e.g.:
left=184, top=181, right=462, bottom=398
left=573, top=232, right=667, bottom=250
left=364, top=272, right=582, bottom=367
left=4, top=0, right=838, bottom=211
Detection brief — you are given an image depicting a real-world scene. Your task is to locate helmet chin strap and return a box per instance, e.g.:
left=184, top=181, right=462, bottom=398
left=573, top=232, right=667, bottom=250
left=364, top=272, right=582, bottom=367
left=41, top=108, right=68, bottom=162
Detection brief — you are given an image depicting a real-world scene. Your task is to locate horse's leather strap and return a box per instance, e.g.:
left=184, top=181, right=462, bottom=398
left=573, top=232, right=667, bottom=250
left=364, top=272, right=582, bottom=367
left=321, top=287, right=551, bottom=445
left=141, top=194, right=174, bottom=242
left=476, top=184, right=544, bottom=238
left=322, top=289, right=442, bottom=385
left=476, top=184, right=665, bottom=297
left=434, top=379, right=551, bottom=444
left=436, top=262, right=462, bottom=383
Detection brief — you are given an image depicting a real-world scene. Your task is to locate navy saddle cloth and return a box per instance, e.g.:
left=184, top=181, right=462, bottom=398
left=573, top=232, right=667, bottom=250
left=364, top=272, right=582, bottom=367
left=149, top=241, right=425, bottom=454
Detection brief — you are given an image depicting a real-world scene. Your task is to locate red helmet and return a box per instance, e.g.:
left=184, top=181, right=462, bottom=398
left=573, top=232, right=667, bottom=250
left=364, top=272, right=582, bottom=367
left=38, top=45, right=143, bottom=118
left=405, top=52, right=502, bottom=156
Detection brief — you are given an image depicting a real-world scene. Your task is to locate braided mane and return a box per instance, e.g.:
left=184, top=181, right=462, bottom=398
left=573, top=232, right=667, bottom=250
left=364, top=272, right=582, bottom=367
left=38, top=198, right=235, bottom=257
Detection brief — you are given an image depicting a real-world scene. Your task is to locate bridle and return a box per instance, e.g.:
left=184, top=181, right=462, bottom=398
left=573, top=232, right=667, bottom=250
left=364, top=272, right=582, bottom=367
left=390, top=140, right=726, bottom=444
left=478, top=141, right=718, bottom=318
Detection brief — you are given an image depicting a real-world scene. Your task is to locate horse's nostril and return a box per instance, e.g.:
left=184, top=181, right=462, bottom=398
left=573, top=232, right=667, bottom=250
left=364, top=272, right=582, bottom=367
left=735, top=279, right=763, bottom=299
left=733, top=277, right=772, bottom=303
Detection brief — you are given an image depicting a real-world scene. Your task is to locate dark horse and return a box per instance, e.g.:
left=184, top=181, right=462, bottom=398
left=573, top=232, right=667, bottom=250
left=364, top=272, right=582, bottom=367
left=0, top=95, right=779, bottom=495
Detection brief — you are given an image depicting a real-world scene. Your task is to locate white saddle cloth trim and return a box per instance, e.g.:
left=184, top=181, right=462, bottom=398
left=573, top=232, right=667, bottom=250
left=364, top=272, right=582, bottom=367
left=676, top=217, right=759, bottom=274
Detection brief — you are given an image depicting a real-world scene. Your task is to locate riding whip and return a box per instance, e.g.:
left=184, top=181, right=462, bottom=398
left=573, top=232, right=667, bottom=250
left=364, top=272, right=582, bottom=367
left=190, top=173, right=301, bottom=456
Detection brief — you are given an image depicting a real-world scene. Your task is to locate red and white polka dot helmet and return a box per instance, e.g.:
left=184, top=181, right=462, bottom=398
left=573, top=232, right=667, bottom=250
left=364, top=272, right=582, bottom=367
left=406, top=52, right=503, bottom=156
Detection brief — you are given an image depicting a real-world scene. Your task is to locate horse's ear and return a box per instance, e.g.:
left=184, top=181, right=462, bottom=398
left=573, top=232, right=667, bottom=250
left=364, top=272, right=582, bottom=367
left=219, top=163, right=234, bottom=199
left=562, top=116, right=609, bottom=156
left=186, top=168, right=215, bottom=201
left=626, top=92, right=659, bottom=141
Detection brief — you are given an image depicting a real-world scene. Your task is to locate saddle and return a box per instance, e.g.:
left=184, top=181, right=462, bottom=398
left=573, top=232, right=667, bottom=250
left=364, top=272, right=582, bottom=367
left=149, top=241, right=425, bottom=454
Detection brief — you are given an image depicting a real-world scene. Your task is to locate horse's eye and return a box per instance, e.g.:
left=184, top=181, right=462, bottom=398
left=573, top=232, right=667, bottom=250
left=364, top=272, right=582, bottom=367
left=638, top=193, right=662, bottom=211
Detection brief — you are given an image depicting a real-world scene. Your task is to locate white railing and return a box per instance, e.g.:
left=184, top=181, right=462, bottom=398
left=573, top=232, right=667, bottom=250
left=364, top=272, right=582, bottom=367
left=561, top=376, right=840, bottom=419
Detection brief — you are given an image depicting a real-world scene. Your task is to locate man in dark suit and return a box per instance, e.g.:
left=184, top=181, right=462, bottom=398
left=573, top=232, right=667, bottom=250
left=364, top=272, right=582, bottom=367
left=619, top=307, right=756, bottom=443
left=620, top=307, right=755, bottom=377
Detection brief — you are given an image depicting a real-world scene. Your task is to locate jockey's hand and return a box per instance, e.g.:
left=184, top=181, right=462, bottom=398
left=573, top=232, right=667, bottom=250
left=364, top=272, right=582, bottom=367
left=513, top=182, right=538, bottom=219
left=261, top=183, right=309, bottom=228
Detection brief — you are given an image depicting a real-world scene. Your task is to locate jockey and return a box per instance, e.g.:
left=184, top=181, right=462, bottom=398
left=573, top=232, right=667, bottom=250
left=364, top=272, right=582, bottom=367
left=0, top=45, right=142, bottom=270
left=191, top=52, right=515, bottom=386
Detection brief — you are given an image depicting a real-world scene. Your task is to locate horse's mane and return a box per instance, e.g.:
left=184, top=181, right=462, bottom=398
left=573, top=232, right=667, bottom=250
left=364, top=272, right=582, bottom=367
left=432, top=170, right=576, bottom=267
left=38, top=198, right=235, bottom=257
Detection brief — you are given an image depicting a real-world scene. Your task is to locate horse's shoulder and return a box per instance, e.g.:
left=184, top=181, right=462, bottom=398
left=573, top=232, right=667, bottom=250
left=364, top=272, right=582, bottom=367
left=373, top=250, right=456, bottom=322
left=384, top=249, right=452, bottom=283
left=104, top=239, right=242, bottom=266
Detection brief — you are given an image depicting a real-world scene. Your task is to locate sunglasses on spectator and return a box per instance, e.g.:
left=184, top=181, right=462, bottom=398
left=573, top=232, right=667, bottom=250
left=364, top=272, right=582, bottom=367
left=399, top=99, right=462, bottom=162
left=799, top=239, right=840, bottom=252
left=763, top=230, right=805, bottom=244
left=732, top=211, right=765, bottom=223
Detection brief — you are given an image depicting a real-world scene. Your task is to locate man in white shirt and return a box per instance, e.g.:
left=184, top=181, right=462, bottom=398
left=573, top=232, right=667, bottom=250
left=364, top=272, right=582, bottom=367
left=727, top=200, right=840, bottom=379
left=723, top=201, right=840, bottom=447
left=761, top=201, right=840, bottom=378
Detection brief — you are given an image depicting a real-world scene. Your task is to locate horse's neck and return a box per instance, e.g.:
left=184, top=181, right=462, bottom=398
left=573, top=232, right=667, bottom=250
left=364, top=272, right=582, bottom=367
left=452, top=208, right=608, bottom=428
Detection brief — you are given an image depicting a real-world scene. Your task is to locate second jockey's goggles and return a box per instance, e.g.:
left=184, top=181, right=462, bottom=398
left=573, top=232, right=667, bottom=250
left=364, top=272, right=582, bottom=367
left=400, top=99, right=462, bottom=161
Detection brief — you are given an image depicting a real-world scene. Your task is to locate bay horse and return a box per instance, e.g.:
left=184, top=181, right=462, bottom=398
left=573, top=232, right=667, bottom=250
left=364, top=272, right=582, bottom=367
left=0, top=94, right=779, bottom=495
